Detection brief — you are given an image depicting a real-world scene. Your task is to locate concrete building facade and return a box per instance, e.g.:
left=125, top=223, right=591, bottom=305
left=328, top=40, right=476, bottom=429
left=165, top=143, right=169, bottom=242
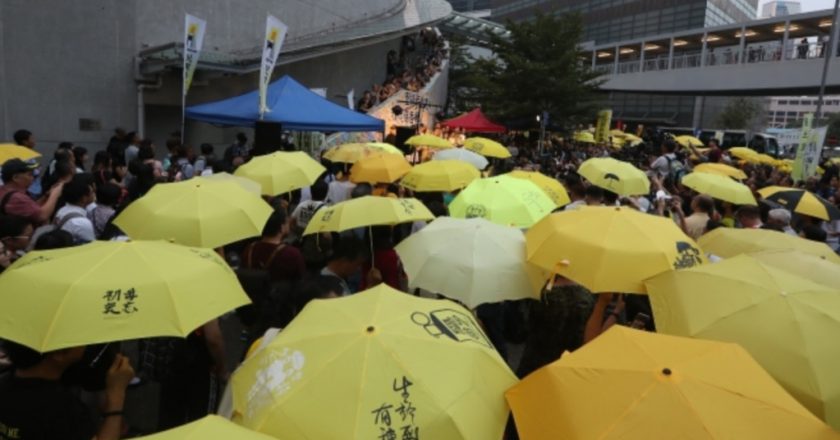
left=761, top=1, right=803, bottom=18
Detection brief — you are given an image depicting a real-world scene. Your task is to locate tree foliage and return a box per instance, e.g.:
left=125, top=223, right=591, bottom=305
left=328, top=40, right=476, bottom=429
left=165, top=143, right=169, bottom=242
left=448, top=13, right=604, bottom=128
left=715, top=97, right=765, bottom=131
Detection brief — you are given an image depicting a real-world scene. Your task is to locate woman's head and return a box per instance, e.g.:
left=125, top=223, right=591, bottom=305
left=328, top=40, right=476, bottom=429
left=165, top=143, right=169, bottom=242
left=0, top=215, right=33, bottom=252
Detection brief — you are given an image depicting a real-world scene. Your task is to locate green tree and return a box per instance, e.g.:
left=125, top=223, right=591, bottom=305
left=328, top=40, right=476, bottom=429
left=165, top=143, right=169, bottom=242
left=448, top=12, right=603, bottom=128
left=715, top=98, right=765, bottom=130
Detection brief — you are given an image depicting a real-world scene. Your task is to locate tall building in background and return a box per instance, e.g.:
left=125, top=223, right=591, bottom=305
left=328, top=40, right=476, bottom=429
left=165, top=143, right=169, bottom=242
left=761, top=1, right=802, bottom=18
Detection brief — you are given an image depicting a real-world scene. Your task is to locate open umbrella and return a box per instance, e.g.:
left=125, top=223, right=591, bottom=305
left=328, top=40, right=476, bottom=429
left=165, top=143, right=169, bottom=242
left=750, top=249, right=840, bottom=290
left=405, top=134, right=454, bottom=149
left=449, top=175, right=556, bottom=228
left=506, top=326, right=838, bottom=440
left=366, top=142, right=404, bottom=155
left=400, top=160, right=479, bottom=193
left=645, top=254, right=840, bottom=427
left=433, top=148, right=489, bottom=170
left=230, top=284, right=517, bottom=439
left=463, top=137, right=511, bottom=159
left=693, top=162, right=748, bottom=180
left=395, top=217, right=547, bottom=307
left=728, top=147, right=758, bottom=160
left=758, top=186, right=840, bottom=221
left=674, top=135, right=704, bottom=148
left=0, top=240, right=250, bottom=351
left=698, top=226, right=840, bottom=264
left=204, top=172, right=262, bottom=195
left=114, top=177, right=273, bottom=248
left=134, top=415, right=275, bottom=440
left=0, top=144, right=41, bottom=163
left=234, top=151, right=326, bottom=196
left=349, top=153, right=412, bottom=184
left=526, top=207, right=705, bottom=294
left=578, top=157, right=650, bottom=196
left=507, top=170, right=571, bottom=207
left=302, top=196, right=433, bottom=236
left=573, top=132, right=596, bottom=144
left=324, top=143, right=403, bottom=163
left=680, top=172, right=757, bottom=205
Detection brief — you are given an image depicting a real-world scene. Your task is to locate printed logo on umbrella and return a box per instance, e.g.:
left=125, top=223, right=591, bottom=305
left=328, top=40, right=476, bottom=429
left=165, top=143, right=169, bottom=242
left=246, top=348, right=305, bottom=418
left=412, top=309, right=492, bottom=348
left=465, top=204, right=488, bottom=219
left=673, top=241, right=703, bottom=269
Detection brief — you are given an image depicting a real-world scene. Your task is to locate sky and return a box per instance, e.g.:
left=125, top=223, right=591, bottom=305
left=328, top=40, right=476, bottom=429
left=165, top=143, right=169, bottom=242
left=759, top=0, right=837, bottom=13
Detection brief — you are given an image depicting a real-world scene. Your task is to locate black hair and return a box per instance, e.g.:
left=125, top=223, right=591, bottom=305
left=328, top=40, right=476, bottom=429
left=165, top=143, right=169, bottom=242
left=351, top=183, right=373, bottom=199
left=2, top=339, right=44, bottom=368
left=311, top=179, right=329, bottom=201
left=53, top=149, right=72, bottom=163
left=93, top=150, right=111, bottom=168
left=33, top=230, right=76, bottom=250
left=61, top=175, right=93, bottom=205
left=603, top=190, right=619, bottom=205
left=138, top=141, right=155, bottom=160
left=295, top=275, right=344, bottom=311
left=97, top=183, right=121, bottom=207
left=426, top=200, right=448, bottom=217
left=328, top=235, right=364, bottom=262
left=262, top=210, right=288, bottom=237
left=0, top=215, right=30, bottom=239
left=368, top=225, right=393, bottom=250
left=695, top=196, right=714, bottom=213
left=662, top=139, right=678, bottom=153
left=585, top=185, right=604, bottom=200
left=200, top=143, right=214, bottom=155
left=72, top=146, right=88, bottom=170
left=13, top=129, right=32, bottom=146
left=57, top=142, right=74, bottom=153
left=42, top=160, right=74, bottom=190
left=802, top=224, right=827, bottom=242
left=236, top=132, right=247, bottom=143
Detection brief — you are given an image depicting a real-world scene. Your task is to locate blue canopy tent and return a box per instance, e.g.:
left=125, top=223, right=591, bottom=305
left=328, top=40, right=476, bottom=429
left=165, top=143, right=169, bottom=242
left=185, top=75, right=384, bottom=132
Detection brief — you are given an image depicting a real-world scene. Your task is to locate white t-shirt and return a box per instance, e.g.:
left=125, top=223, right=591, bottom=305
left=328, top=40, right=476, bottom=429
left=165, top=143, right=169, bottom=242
left=326, top=180, right=355, bottom=205
left=291, top=200, right=325, bottom=230
left=55, top=204, right=96, bottom=243
left=651, top=153, right=679, bottom=177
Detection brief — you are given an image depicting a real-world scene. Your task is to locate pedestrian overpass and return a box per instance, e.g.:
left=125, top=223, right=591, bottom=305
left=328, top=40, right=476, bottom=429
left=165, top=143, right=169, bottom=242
left=592, top=10, right=840, bottom=96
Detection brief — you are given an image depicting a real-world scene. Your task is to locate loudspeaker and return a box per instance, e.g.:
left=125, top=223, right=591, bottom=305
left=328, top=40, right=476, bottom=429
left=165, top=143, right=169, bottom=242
left=395, top=127, right=415, bottom=154
left=253, top=121, right=284, bottom=156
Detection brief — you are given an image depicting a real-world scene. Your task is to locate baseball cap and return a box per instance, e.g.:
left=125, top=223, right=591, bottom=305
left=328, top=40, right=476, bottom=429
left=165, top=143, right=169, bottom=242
left=2, top=158, right=38, bottom=183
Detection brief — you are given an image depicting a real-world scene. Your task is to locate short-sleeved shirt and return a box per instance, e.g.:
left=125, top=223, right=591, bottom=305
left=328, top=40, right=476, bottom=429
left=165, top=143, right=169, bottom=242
left=0, top=375, right=96, bottom=440
left=291, top=200, right=325, bottom=230
left=651, top=153, right=678, bottom=178
left=0, top=187, right=41, bottom=224
left=55, top=205, right=96, bottom=243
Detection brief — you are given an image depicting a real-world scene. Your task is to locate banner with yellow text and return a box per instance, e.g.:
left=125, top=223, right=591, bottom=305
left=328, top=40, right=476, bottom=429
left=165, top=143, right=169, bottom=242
left=595, top=110, right=613, bottom=144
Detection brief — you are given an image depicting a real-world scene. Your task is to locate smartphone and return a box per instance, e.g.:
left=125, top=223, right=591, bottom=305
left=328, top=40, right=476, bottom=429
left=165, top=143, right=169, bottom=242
left=631, top=312, right=651, bottom=330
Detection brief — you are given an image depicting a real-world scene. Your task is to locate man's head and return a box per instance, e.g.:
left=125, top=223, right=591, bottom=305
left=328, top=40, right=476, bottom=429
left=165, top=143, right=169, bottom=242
left=662, top=139, right=678, bottom=154
left=351, top=183, right=373, bottom=199
left=691, top=195, right=714, bottom=214
left=326, top=236, right=365, bottom=278
left=261, top=209, right=289, bottom=238
left=767, top=208, right=792, bottom=228
left=3, top=339, right=85, bottom=372
left=311, top=179, right=329, bottom=201
left=801, top=224, right=828, bottom=243
left=96, top=183, right=122, bottom=208
left=584, top=185, right=604, bottom=206
left=13, top=129, right=34, bottom=148
left=0, top=215, right=33, bottom=252
left=200, top=143, right=214, bottom=156
left=707, top=139, right=720, bottom=149
left=735, top=205, right=762, bottom=228
left=62, top=174, right=96, bottom=207
left=236, top=132, right=248, bottom=145
left=1, top=158, right=37, bottom=187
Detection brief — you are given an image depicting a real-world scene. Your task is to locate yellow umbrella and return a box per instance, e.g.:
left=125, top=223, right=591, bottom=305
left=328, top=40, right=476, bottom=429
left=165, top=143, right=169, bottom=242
left=134, top=415, right=276, bottom=440
left=324, top=143, right=403, bottom=163
left=395, top=217, right=547, bottom=307
left=366, top=142, right=404, bottom=155
left=747, top=153, right=777, bottom=165
left=693, top=162, right=748, bottom=180
left=616, top=132, right=644, bottom=146
left=114, top=177, right=274, bottom=248
left=698, top=227, right=840, bottom=264
left=506, top=325, right=838, bottom=440
left=349, top=153, right=412, bottom=184
left=230, top=284, right=517, bottom=439
left=204, top=172, right=262, bottom=195
left=645, top=254, right=840, bottom=427
left=0, top=240, right=250, bottom=352
left=0, top=144, right=41, bottom=163
left=463, top=137, right=512, bottom=158
left=608, top=137, right=626, bottom=149
left=526, top=207, right=705, bottom=294
left=750, top=249, right=840, bottom=290
left=405, top=134, right=454, bottom=149
left=728, top=146, right=758, bottom=160
left=573, top=131, right=596, bottom=144
left=449, top=175, right=556, bottom=228
left=303, top=196, right=434, bottom=235
left=758, top=186, right=840, bottom=221
left=234, top=151, right=326, bottom=196
left=674, top=135, right=704, bottom=148
left=507, top=170, right=571, bottom=207
left=681, top=172, right=757, bottom=205
left=578, top=157, right=650, bottom=196
left=400, top=160, right=479, bottom=192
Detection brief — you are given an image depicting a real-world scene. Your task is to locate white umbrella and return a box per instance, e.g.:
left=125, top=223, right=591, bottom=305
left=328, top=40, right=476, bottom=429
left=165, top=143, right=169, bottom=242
left=433, top=148, right=489, bottom=170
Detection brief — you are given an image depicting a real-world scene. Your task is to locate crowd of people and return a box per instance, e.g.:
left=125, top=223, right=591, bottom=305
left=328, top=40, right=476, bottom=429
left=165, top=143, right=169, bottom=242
left=0, top=116, right=839, bottom=438
left=356, top=29, right=448, bottom=113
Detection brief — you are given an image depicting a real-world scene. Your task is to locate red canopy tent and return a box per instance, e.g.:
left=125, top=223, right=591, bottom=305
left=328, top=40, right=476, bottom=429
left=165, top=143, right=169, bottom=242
left=440, top=108, right=506, bottom=133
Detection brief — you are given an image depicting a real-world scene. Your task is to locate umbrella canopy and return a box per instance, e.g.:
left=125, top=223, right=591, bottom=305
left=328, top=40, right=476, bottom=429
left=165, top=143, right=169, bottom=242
left=234, top=151, right=326, bottom=196
left=758, top=186, right=840, bottom=221
left=506, top=326, right=838, bottom=440
left=506, top=170, right=571, bottom=207
left=749, top=153, right=777, bottom=165
left=400, top=160, right=480, bottom=193
left=230, top=284, right=517, bottom=439
left=324, top=143, right=403, bottom=164
left=0, top=240, right=250, bottom=351
left=526, top=207, right=705, bottom=294
left=573, top=132, right=596, bottom=144
left=698, top=227, right=840, bottom=264
left=134, top=415, right=275, bottom=440
left=303, top=196, right=434, bottom=235
left=0, top=144, right=40, bottom=163
left=405, top=134, right=454, bottom=149
left=439, top=108, right=506, bottom=133
left=349, top=153, right=412, bottom=184
left=693, top=162, right=748, bottom=180
left=204, top=172, right=262, bottom=195
left=185, top=75, right=384, bottom=131
left=674, top=135, right=704, bottom=148
left=395, top=217, right=547, bottom=307
left=728, top=147, right=758, bottom=160
left=645, top=254, right=840, bottom=427
left=114, top=177, right=273, bottom=248
left=433, top=148, right=489, bottom=170
left=680, top=172, right=757, bottom=205
left=750, top=249, right=840, bottom=290
left=463, top=137, right=511, bottom=158
left=578, top=157, right=651, bottom=196
left=449, top=175, right=556, bottom=228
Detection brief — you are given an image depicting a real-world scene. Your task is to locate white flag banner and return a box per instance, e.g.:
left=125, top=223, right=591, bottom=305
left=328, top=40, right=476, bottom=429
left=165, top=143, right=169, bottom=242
left=347, top=89, right=355, bottom=110
left=183, top=14, right=207, bottom=96
left=259, top=15, right=289, bottom=117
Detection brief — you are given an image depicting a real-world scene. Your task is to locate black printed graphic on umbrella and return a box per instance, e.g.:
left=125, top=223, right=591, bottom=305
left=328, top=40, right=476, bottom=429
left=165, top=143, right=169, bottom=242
left=604, top=173, right=621, bottom=189
left=412, top=309, right=492, bottom=348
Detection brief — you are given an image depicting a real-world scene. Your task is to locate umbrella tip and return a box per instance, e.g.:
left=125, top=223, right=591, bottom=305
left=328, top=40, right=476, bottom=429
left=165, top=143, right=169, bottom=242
left=662, top=368, right=672, bottom=376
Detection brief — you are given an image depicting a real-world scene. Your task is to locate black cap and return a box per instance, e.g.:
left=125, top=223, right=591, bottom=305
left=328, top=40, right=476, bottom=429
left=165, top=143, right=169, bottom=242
left=2, top=158, right=37, bottom=183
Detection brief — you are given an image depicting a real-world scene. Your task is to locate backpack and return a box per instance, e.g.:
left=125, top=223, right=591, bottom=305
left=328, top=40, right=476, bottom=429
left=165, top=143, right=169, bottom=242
left=664, top=154, right=687, bottom=187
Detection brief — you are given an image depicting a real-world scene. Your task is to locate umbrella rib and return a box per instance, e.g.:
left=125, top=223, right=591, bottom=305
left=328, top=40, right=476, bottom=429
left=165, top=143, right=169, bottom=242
left=131, top=244, right=188, bottom=335
left=597, top=381, right=660, bottom=440
left=349, top=295, right=385, bottom=439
